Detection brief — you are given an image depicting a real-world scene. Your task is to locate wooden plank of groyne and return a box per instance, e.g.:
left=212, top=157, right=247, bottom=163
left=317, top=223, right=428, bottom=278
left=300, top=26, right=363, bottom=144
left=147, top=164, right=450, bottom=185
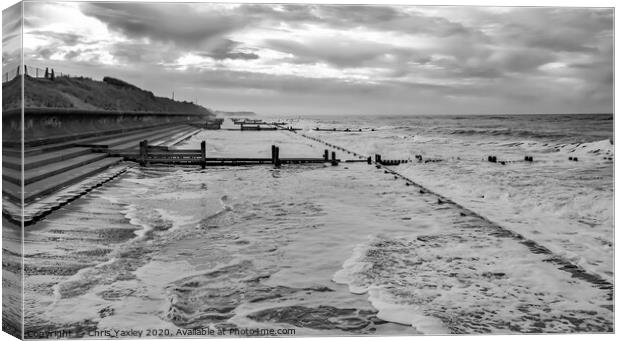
left=205, top=157, right=272, bottom=162
left=280, top=158, right=327, bottom=163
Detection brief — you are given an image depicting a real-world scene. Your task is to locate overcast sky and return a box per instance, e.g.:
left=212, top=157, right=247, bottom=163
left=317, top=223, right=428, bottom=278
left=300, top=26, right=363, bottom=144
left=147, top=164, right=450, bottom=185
left=4, top=1, right=614, bottom=115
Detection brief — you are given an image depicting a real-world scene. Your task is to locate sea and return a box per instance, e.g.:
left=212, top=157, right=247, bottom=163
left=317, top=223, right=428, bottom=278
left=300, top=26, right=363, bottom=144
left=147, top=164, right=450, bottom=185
left=19, top=113, right=614, bottom=336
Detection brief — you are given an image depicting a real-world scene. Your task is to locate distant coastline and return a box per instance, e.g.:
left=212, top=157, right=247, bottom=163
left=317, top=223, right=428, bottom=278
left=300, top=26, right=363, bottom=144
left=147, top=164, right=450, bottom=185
left=215, top=110, right=257, bottom=117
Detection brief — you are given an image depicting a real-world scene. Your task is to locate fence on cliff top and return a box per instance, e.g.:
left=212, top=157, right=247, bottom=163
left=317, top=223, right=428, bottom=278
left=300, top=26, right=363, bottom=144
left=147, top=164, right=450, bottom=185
left=2, top=65, right=73, bottom=83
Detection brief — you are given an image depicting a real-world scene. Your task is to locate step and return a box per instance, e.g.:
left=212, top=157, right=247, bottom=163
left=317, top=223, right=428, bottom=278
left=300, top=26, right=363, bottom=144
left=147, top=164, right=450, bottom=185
left=149, top=126, right=196, bottom=146
left=111, top=125, right=190, bottom=149
left=6, top=124, right=183, bottom=157
left=39, top=125, right=174, bottom=152
left=21, top=157, right=123, bottom=203
left=3, top=147, right=93, bottom=171
left=2, top=147, right=22, bottom=159
left=77, top=124, right=187, bottom=149
left=2, top=179, right=21, bottom=203
left=167, top=128, right=202, bottom=146
left=4, top=130, right=131, bottom=157
left=2, top=118, right=196, bottom=149
left=122, top=125, right=190, bottom=147
left=123, top=124, right=190, bottom=144
left=3, top=130, right=130, bottom=158
left=3, top=153, right=109, bottom=185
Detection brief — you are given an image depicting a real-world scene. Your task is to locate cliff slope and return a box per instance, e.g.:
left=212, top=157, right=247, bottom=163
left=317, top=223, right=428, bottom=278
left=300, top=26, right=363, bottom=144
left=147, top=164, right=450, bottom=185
left=2, top=75, right=212, bottom=115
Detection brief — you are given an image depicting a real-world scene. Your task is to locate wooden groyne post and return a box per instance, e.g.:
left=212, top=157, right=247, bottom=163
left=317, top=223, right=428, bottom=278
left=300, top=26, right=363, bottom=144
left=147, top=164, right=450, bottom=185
left=200, top=141, right=206, bottom=169
left=323, top=149, right=329, bottom=162
left=139, top=140, right=148, bottom=166
left=331, top=151, right=338, bottom=166
left=271, top=145, right=281, bottom=167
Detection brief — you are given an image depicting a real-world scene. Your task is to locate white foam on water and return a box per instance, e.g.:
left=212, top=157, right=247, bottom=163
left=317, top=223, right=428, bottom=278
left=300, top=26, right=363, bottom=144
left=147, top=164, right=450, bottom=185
left=333, top=237, right=449, bottom=334
left=301, top=116, right=613, bottom=282
left=367, top=286, right=447, bottom=334
left=124, top=204, right=156, bottom=239
left=332, top=240, right=372, bottom=295
left=332, top=231, right=612, bottom=334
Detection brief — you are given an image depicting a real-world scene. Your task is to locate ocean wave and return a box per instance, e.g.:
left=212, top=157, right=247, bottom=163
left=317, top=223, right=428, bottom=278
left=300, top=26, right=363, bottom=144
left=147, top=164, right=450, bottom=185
left=447, top=128, right=576, bottom=140
left=333, top=235, right=613, bottom=334
left=547, top=139, right=614, bottom=157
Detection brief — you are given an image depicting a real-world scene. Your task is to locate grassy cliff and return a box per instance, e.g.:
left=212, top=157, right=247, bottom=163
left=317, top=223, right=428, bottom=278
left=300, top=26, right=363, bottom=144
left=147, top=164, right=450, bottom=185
left=2, top=75, right=212, bottom=115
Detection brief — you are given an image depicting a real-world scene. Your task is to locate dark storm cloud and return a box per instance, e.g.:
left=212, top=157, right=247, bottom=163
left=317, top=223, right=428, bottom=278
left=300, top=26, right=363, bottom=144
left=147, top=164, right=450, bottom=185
left=238, top=4, right=476, bottom=38
left=77, top=2, right=481, bottom=57
left=80, top=2, right=248, bottom=47
left=79, top=3, right=263, bottom=61
left=35, top=47, right=53, bottom=60
left=199, top=39, right=259, bottom=61
left=64, top=50, right=81, bottom=60
left=317, top=5, right=476, bottom=37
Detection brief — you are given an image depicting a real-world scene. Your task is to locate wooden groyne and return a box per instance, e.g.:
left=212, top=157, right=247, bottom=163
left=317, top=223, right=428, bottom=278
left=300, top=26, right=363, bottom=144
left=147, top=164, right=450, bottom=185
left=313, top=127, right=375, bottom=132
left=240, top=124, right=277, bottom=131
left=487, top=155, right=535, bottom=165
left=375, top=162, right=614, bottom=299
left=286, top=129, right=613, bottom=299
left=117, top=141, right=342, bottom=168
left=233, top=118, right=265, bottom=125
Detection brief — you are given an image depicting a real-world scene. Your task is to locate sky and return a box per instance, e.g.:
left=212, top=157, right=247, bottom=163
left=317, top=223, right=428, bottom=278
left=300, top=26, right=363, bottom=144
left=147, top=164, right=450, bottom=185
left=2, top=1, right=614, bottom=116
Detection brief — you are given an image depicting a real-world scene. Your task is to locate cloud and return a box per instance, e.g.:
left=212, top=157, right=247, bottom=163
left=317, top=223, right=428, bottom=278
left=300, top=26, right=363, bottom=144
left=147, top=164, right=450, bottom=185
left=80, top=2, right=248, bottom=48
left=2, top=2, right=21, bottom=40
left=19, top=2, right=614, bottom=115
left=317, top=5, right=475, bottom=37
left=109, top=41, right=182, bottom=65
left=264, top=37, right=406, bottom=68
left=28, top=30, right=90, bottom=46
left=238, top=4, right=476, bottom=38
left=3, top=2, right=22, bottom=70
left=199, top=39, right=259, bottom=61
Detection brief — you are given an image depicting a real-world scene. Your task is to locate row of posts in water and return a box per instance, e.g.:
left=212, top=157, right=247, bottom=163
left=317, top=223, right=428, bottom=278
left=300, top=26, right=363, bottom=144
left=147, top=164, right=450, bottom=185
left=489, top=155, right=584, bottom=164
left=487, top=155, right=535, bottom=165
